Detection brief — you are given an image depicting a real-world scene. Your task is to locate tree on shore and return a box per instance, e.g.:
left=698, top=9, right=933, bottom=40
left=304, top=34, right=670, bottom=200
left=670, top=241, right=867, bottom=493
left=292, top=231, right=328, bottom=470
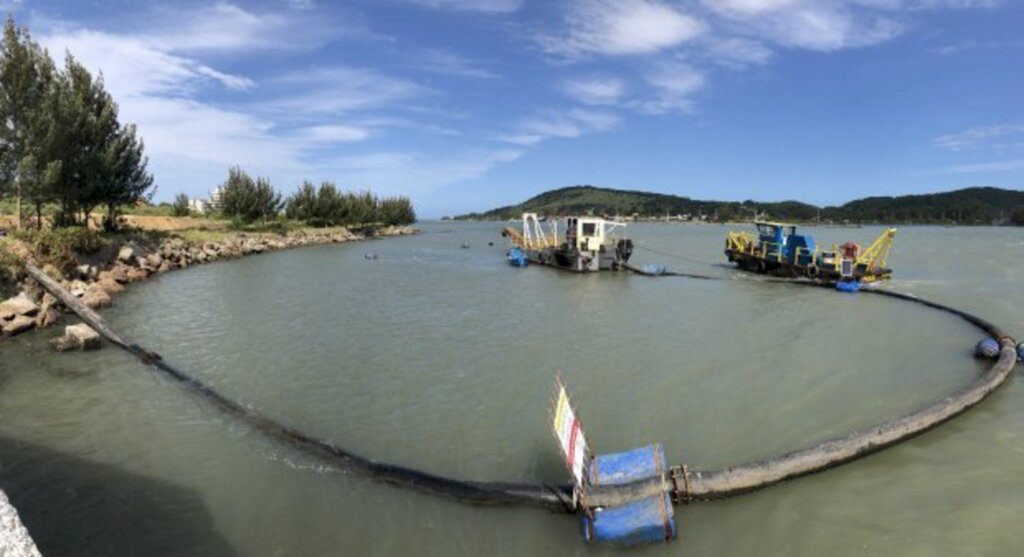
left=172, top=193, right=190, bottom=217
left=283, top=180, right=416, bottom=227
left=0, top=16, right=153, bottom=229
left=1012, top=206, right=1024, bottom=226
left=220, top=166, right=283, bottom=224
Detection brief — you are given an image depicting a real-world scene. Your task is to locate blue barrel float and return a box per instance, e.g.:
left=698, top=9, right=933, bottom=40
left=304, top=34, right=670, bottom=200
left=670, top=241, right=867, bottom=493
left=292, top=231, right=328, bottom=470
left=835, top=279, right=860, bottom=293
left=583, top=444, right=676, bottom=545
left=506, top=247, right=528, bottom=267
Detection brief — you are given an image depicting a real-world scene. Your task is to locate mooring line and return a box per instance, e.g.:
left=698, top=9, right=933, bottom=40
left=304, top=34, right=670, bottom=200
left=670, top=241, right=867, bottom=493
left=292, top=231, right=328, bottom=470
left=24, top=263, right=1017, bottom=513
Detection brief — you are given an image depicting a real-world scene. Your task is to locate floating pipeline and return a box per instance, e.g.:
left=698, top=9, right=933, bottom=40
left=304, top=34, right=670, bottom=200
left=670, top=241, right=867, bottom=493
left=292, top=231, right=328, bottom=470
left=24, top=263, right=1018, bottom=514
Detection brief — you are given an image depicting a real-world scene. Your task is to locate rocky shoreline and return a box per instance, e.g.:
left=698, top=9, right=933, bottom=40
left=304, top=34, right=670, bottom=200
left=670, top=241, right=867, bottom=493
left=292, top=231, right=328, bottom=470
left=0, top=225, right=417, bottom=343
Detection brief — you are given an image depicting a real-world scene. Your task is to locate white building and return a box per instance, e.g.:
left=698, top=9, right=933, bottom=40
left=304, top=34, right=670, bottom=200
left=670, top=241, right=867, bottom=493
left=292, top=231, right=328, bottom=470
left=187, top=198, right=208, bottom=214
left=208, top=187, right=224, bottom=212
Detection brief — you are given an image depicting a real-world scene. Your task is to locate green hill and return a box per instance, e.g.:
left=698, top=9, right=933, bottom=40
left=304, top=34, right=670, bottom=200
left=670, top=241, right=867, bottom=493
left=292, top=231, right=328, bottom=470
left=455, top=185, right=1024, bottom=225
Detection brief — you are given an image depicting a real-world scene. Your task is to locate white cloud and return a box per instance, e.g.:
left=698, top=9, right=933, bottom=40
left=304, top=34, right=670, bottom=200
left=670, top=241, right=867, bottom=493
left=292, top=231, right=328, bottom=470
left=41, top=29, right=255, bottom=98
left=703, top=37, right=775, bottom=67
left=706, top=2, right=903, bottom=51
left=32, top=7, right=500, bottom=202
left=412, top=49, right=500, bottom=79
left=539, top=0, right=705, bottom=58
left=149, top=2, right=343, bottom=53
left=703, top=0, right=802, bottom=17
left=298, top=124, right=372, bottom=143
left=560, top=76, right=627, bottom=105
left=500, top=108, right=620, bottom=145
left=402, top=0, right=523, bottom=13
left=697, top=0, right=996, bottom=53
left=323, top=149, right=525, bottom=194
left=270, top=66, right=428, bottom=115
left=932, top=124, right=1024, bottom=151
left=630, top=61, right=706, bottom=114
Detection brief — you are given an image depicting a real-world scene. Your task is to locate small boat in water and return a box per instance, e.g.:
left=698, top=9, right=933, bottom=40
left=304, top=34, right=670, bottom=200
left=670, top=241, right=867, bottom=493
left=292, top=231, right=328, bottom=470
left=502, top=213, right=633, bottom=272
left=724, top=221, right=896, bottom=282
left=506, top=246, right=528, bottom=267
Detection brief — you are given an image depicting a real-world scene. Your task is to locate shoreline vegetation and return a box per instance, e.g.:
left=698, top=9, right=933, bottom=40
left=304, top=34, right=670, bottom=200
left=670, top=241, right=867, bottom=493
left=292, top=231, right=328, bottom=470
left=452, top=185, right=1024, bottom=226
left=0, top=15, right=420, bottom=345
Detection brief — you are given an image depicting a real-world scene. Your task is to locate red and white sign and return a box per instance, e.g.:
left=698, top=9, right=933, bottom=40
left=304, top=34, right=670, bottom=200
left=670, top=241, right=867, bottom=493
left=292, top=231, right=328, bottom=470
left=553, top=381, right=588, bottom=486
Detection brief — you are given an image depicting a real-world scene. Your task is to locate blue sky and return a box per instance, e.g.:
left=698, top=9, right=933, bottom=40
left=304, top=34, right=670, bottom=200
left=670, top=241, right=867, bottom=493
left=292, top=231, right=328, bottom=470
left=12, top=0, right=1024, bottom=217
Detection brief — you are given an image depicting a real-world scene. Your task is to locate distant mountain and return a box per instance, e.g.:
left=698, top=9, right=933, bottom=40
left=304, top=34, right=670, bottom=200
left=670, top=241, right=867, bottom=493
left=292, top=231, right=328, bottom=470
left=455, top=185, right=1024, bottom=225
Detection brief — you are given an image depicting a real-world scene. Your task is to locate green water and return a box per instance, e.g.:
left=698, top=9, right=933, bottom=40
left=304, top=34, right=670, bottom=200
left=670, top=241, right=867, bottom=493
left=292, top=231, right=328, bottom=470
left=1, top=222, right=1022, bottom=556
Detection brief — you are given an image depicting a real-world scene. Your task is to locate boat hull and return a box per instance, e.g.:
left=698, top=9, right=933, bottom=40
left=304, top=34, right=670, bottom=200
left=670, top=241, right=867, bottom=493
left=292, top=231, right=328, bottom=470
left=725, top=249, right=891, bottom=282
left=525, top=245, right=629, bottom=273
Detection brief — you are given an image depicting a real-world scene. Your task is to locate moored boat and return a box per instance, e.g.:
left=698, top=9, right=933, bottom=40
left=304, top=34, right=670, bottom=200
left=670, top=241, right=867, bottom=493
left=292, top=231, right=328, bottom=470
left=502, top=213, right=633, bottom=272
left=724, top=221, right=896, bottom=282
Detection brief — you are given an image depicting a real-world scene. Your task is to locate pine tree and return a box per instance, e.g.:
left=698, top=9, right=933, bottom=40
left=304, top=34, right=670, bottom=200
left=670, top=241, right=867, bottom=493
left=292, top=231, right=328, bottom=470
left=0, top=16, right=55, bottom=227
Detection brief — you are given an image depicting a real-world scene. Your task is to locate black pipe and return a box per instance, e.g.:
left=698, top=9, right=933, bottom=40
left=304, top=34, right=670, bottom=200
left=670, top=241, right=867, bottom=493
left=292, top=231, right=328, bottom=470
left=24, top=264, right=1017, bottom=513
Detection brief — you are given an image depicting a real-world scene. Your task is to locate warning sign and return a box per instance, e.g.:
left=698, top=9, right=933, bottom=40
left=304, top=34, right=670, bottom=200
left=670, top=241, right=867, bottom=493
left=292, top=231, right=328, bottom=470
left=553, top=379, right=588, bottom=486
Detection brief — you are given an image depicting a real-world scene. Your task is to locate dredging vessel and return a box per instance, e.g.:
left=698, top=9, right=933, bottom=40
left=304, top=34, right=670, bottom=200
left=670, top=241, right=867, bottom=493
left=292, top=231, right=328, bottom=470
left=502, top=213, right=634, bottom=272
left=724, top=221, right=896, bottom=282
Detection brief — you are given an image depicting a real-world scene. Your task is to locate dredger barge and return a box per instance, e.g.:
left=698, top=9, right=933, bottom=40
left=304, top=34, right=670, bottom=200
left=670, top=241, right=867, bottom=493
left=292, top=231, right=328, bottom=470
left=725, top=221, right=897, bottom=283
left=502, top=212, right=634, bottom=272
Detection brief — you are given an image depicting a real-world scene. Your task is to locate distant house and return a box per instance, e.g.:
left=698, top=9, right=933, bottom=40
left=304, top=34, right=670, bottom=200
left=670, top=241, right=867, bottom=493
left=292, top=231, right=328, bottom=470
left=208, top=187, right=224, bottom=212
left=188, top=198, right=208, bottom=214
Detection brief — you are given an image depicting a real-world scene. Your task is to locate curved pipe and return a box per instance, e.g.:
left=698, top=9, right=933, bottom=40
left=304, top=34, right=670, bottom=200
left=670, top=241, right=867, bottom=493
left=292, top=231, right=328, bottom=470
left=25, top=264, right=1017, bottom=512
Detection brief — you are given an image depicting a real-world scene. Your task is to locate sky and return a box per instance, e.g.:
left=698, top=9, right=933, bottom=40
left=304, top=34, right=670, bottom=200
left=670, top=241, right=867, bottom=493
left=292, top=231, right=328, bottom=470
left=9, top=0, right=1023, bottom=217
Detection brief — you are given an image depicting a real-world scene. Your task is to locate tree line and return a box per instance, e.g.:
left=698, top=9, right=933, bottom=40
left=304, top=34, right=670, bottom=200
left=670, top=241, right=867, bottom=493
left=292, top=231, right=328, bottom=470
left=0, top=16, right=152, bottom=230
left=174, top=166, right=416, bottom=227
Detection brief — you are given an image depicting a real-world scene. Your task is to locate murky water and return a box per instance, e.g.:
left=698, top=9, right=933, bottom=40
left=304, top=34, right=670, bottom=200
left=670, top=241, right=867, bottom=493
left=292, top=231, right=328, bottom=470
left=1, top=222, right=1022, bottom=556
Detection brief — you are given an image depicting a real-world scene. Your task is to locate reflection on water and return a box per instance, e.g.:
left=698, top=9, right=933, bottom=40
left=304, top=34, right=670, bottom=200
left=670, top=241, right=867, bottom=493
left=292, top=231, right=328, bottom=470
left=0, top=222, right=1022, bottom=556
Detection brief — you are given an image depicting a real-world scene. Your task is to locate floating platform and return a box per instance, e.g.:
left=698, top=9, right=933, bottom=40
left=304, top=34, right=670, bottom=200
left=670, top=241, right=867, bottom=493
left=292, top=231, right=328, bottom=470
left=502, top=213, right=633, bottom=273
left=725, top=221, right=896, bottom=283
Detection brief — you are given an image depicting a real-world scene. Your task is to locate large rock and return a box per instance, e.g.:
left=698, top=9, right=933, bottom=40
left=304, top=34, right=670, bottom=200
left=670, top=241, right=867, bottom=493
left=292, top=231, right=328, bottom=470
left=76, top=264, right=97, bottom=280
left=50, top=335, right=78, bottom=352
left=35, top=306, right=61, bottom=328
left=2, top=315, right=35, bottom=336
left=67, top=280, right=89, bottom=298
left=65, top=323, right=101, bottom=350
left=117, top=243, right=137, bottom=263
left=0, top=488, right=42, bottom=557
left=126, top=268, right=149, bottom=283
left=82, top=286, right=112, bottom=309
left=95, top=277, right=124, bottom=295
left=0, top=294, right=39, bottom=320
left=106, top=265, right=130, bottom=284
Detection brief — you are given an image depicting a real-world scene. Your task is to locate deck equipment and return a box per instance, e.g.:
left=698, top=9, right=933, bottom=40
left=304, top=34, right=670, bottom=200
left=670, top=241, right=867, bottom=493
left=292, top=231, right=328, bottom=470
left=503, top=213, right=633, bottom=272
left=725, top=222, right=896, bottom=282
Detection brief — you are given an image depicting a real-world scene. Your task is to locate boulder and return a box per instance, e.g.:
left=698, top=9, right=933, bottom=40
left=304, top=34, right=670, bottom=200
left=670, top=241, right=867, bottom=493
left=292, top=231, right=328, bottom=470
left=146, top=253, right=163, bottom=268
left=68, top=280, right=89, bottom=298
left=76, top=264, right=97, bottom=280
left=2, top=315, right=35, bottom=336
left=117, top=243, right=137, bottom=263
left=126, top=268, right=149, bottom=283
left=96, top=278, right=124, bottom=295
left=82, top=286, right=111, bottom=309
left=107, top=266, right=130, bottom=284
left=157, top=260, right=172, bottom=273
left=0, top=294, right=39, bottom=320
left=35, top=306, right=61, bottom=328
left=65, top=323, right=101, bottom=350
left=50, top=335, right=78, bottom=352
